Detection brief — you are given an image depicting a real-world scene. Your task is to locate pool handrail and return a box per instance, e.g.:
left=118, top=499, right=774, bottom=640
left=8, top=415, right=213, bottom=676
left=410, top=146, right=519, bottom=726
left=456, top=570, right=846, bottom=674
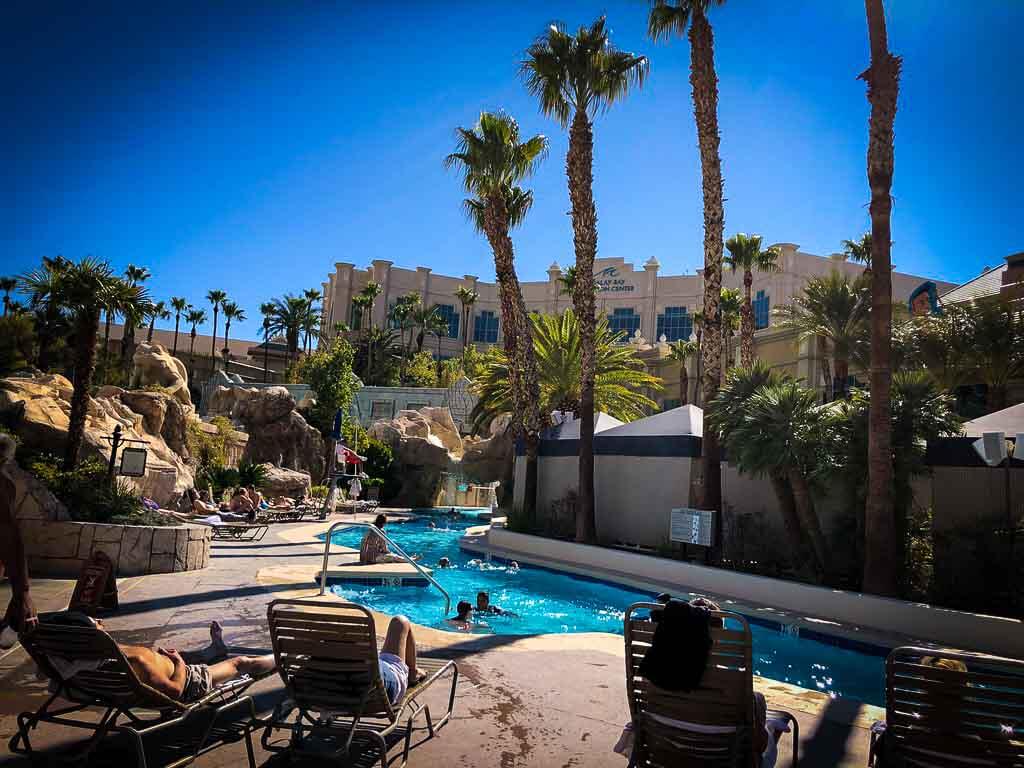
left=318, top=520, right=451, bottom=616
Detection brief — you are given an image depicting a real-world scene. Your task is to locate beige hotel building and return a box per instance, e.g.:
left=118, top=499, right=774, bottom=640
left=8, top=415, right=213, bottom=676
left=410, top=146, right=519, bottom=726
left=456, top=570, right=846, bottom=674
left=320, top=244, right=954, bottom=407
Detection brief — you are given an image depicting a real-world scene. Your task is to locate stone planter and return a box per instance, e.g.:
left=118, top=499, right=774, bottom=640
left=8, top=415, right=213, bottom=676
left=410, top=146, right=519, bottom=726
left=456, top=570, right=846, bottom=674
left=22, top=520, right=211, bottom=578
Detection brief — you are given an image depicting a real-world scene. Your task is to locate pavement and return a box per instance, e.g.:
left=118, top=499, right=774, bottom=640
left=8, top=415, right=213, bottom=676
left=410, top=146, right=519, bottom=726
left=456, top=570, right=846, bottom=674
left=0, top=515, right=876, bottom=767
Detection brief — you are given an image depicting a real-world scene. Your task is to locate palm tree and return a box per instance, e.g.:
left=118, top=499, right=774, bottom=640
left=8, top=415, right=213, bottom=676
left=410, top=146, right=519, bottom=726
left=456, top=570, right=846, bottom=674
left=859, top=0, right=902, bottom=598
left=302, top=288, right=322, bottom=353
left=719, top=287, right=741, bottom=377
left=266, top=294, right=308, bottom=365
left=119, top=265, right=151, bottom=368
left=446, top=110, right=550, bottom=523
left=97, top=278, right=140, bottom=384
left=470, top=309, right=662, bottom=433
left=169, top=296, right=188, bottom=356
left=649, top=0, right=727, bottom=527
left=47, top=258, right=148, bottom=468
left=19, top=256, right=69, bottom=371
left=842, top=233, right=873, bottom=272
left=260, top=301, right=275, bottom=383
left=423, top=308, right=450, bottom=386
left=725, top=233, right=781, bottom=367
left=206, top=289, right=227, bottom=373
left=454, top=285, right=479, bottom=357
left=185, top=308, right=207, bottom=377
left=389, top=292, right=420, bottom=381
left=668, top=339, right=699, bottom=406
left=221, top=301, right=245, bottom=368
left=774, top=271, right=869, bottom=401
left=522, top=19, right=648, bottom=542
left=359, top=282, right=382, bottom=331
left=145, top=300, right=170, bottom=343
left=0, top=277, right=16, bottom=316
left=965, top=296, right=1024, bottom=412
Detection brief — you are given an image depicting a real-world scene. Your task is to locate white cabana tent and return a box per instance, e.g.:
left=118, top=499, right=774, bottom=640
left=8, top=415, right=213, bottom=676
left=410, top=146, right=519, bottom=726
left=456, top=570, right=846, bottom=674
left=598, top=404, right=702, bottom=438
left=543, top=412, right=624, bottom=440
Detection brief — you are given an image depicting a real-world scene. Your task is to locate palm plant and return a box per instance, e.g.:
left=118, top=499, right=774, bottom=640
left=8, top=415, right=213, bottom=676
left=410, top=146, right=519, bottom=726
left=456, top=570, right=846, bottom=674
left=206, top=289, right=227, bottom=372
left=97, top=278, right=140, bottom=384
left=860, top=0, right=902, bottom=597
left=774, top=271, right=869, bottom=401
left=19, top=256, right=69, bottom=371
left=0, top=277, right=16, bottom=316
left=668, top=339, right=699, bottom=406
left=302, top=288, right=322, bottom=354
left=185, top=308, right=207, bottom=376
left=145, top=300, right=171, bottom=343
left=266, top=294, right=309, bottom=365
left=522, top=19, right=648, bottom=542
left=649, top=0, right=728, bottom=523
left=719, top=287, right=742, bottom=376
left=446, top=110, right=550, bottom=523
left=260, top=301, right=275, bottom=383
left=49, top=259, right=148, bottom=468
left=454, top=285, right=479, bottom=356
left=424, top=308, right=450, bottom=386
left=842, top=233, right=873, bottom=272
left=389, top=292, right=421, bottom=381
left=169, top=296, right=188, bottom=355
left=221, top=301, right=245, bottom=368
left=119, top=265, right=151, bottom=367
left=725, top=233, right=781, bottom=367
left=471, top=309, right=662, bottom=433
left=964, top=296, right=1024, bottom=412
left=359, top=282, right=382, bottom=331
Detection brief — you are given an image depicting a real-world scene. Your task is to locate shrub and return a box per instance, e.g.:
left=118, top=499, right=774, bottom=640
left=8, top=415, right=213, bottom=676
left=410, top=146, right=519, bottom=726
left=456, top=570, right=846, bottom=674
left=310, top=485, right=328, bottom=500
left=198, top=465, right=240, bottom=496
left=236, top=460, right=268, bottom=489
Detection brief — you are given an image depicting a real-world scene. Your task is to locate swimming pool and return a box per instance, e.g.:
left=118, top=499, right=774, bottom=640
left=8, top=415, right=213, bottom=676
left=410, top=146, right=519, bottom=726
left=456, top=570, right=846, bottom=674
left=324, top=518, right=887, bottom=705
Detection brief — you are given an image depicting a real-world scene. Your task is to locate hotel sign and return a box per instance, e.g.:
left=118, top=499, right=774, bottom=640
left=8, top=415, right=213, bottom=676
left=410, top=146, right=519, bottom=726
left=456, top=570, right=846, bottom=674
left=594, top=266, right=635, bottom=293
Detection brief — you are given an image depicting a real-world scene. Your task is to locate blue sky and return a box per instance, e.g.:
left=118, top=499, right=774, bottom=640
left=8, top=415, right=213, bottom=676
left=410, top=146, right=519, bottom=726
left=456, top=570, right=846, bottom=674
left=4, top=1, right=1021, bottom=341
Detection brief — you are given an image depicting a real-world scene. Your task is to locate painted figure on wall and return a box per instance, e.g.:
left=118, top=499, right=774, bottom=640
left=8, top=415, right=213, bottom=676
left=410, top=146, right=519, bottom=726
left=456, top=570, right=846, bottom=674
left=908, top=281, right=942, bottom=317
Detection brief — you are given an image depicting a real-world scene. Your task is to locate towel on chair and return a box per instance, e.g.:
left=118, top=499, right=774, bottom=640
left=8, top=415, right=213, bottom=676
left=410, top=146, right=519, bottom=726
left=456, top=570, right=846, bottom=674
left=638, top=600, right=712, bottom=692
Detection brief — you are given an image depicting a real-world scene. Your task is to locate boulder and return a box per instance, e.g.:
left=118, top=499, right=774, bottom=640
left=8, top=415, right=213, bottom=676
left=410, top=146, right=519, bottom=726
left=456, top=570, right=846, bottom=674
left=2, top=460, right=69, bottom=523
left=367, top=407, right=460, bottom=507
left=419, top=407, right=463, bottom=458
left=130, top=342, right=192, bottom=408
left=260, top=464, right=312, bottom=498
left=234, top=387, right=324, bottom=478
left=371, top=407, right=463, bottom=460
left=236, top=386, right=296, bottom=425
left=460, top=427, right=513, bottom=485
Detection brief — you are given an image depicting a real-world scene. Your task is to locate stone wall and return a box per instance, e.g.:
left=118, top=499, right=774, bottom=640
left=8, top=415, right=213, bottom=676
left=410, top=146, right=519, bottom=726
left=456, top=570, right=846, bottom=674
left=23, top=520, right=211, bottom=578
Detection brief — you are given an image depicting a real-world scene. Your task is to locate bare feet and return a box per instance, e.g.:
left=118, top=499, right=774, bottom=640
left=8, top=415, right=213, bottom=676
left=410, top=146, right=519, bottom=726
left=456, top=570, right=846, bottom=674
left=209, top=621, right=228, bottom=659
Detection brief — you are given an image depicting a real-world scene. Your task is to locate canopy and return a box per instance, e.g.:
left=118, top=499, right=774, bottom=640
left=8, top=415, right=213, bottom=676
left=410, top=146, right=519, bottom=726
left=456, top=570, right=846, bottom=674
left=336, top=445, right=366, bottom=464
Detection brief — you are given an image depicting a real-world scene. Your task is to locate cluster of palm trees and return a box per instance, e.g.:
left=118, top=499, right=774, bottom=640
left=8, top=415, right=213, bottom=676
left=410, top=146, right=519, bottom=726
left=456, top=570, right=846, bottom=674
left=258, top=289, right=322, bottom=379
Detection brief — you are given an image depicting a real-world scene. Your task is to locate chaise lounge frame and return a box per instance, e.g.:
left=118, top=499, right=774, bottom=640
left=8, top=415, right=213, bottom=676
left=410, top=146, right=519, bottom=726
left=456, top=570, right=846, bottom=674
left=260, top=598, right=458, bottom=768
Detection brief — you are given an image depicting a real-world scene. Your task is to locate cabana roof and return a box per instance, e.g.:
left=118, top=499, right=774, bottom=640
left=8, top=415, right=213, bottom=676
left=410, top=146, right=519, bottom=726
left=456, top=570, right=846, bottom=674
left=599, top=405, right=703, bottom=438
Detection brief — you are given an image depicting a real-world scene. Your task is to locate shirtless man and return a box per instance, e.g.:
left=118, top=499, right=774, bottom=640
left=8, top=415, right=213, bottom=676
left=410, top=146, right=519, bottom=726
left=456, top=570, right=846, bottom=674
left=0, top=435, right=34, bottom=643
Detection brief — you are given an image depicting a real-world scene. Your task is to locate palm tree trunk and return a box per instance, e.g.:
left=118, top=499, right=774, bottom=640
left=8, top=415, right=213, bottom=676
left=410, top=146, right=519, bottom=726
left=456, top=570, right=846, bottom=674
left=787, top=467, right=829, bottom=580
left=147, top=316, right=156, bottom=343
left=860, top=0, right=901, bottom=598
left=462, top=305, right=470, bottom=357
left=567, top=109, right=599, bottom=544
left=64, top=308, right=100, bottom=470
left=172, top=315, right=180, bottom=356
left=679, top=361, right=689, bottom=406
left=690, top=6, right=726, bottom=533
left=741, top=270, right=754, bottom=368
left=210, top=309, right=219, bottom=373
left=834, top=356, right=850, bottom=400
left=37, top=304, right=58, bottom=371
left=820, top=353, right=833, bottom=402
left=189, top=333, right=197, bottom=379
left=768, top=472, right=809, bottom=572
left=101, top=310, right=113, bottom=383
left=263, top=329, right=270, bottom=383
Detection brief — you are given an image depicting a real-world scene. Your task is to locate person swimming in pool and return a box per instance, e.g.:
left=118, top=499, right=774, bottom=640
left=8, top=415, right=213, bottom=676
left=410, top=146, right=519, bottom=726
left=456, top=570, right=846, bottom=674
left=508, top=561, right=520, bottom=573
left=476, top=591, right=517, bottom=617
left=437, top=556, right=451, bottom=569
left=446, top=601, right=474, bottom=631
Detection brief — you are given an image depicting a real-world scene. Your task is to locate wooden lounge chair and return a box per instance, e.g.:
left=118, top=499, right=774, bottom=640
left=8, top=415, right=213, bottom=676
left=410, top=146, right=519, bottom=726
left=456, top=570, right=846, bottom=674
left=868, top=645, right=1024, bottom=767
left=10, top=619, right=269, bottom=768
left=261, top=599, right=458, bottom=767
left=624, top=601, right=799, bottom=767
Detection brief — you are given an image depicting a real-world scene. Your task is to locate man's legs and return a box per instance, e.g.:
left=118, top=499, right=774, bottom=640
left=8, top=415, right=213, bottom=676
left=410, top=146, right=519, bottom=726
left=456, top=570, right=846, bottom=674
left=381, top=615, right=418, bottom=681
left=207, top=654, right=276, bottom=686
left=180, top=621, right=230, bottom=664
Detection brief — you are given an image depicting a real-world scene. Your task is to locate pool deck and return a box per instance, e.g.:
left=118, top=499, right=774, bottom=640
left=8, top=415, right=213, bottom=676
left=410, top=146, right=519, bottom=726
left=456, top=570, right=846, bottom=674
left=0, top=514, right=879, bottom=767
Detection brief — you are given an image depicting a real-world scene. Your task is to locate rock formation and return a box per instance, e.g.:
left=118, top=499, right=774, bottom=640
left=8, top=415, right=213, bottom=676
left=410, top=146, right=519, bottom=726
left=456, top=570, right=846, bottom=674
left=260, top=464, right=312, bottom=498
left=130, top=342, right=192, bottom=408
left=460, top=416, right=513, bottom=485
left=233, top=386, right=325, bottom=479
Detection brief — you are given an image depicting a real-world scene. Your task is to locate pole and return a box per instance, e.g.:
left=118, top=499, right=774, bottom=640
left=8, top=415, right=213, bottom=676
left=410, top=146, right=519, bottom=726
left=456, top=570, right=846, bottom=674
left=106, top=425, right=122, bottom=488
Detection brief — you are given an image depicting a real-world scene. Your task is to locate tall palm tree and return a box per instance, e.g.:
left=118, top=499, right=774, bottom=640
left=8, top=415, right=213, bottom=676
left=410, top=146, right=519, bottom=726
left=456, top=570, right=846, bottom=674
left=965, top=296, right=1024, bottom=412
left=185, top=308, right=207, bottom=378
left=302, top=288, right=322, bottom=354
left=98, top=278, right=140, bottom=384
left=446, top=110, right=549, bottom=523
left=48, top=259, right=148, bottom=468
left=470, top=309, right=662, bottom=434
left=260, top=301, right=275, bottom=383
left=860, top=0, right=902, bottom=598
left=649, top=0, right=727, bottom=527
left=267, top=294, right=308, bottom=365
left=205, top=289, right=227, bottom=373
left=145, top=300, right=170, bottom=343
left=774, top=271, right=869, bottom=401
left=668, top=339, right=699, bottom=406
left=725, top=233, right=781, bottom=367
left=522, top=19, right=648, bottom=542
left=454, top=285, right=479, bottom=357
left=169, top=296, right=188, bottom=356
left=221, top=301, right=245, bottom=368
left=719, top=287, right=741, bottom=377
left=389, top=292, right=420, bottom=381
left=359, top=282, right=382, bottom=331
left=425, top=309, right=450, bottom=386
left=120, top=264, right=151, bottom=367
left=0, top=277, right=16, bottom=316
left=842, top=233, right=873, bottom=272
left=19, top=256, right=69, bottom=371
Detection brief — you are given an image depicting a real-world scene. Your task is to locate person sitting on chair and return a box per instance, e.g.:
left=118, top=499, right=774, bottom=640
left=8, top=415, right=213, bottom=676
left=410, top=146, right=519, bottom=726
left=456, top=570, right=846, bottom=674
left=377, top=615, right=425, bottom=705
left=228, top=488, right=257, bottom=522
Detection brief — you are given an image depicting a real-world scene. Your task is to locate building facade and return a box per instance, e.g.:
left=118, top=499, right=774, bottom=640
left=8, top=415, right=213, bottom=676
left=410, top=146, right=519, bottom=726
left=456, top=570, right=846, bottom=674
left=320, top=244, right=955, bottom=367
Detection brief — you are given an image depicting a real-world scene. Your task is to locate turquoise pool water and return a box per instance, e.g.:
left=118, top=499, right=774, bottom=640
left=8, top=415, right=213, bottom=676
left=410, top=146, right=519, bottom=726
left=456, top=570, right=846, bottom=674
left=324, top=518, right=887, bottom=705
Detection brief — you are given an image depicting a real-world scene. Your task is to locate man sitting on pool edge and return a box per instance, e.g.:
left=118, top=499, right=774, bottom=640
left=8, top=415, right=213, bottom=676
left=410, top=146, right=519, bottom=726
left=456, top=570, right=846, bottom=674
left=476, top=591, right=517, bottom=617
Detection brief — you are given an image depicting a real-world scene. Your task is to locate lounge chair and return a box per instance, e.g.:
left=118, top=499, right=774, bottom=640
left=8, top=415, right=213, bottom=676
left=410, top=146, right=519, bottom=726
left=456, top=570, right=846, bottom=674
left=868, top=645, right=1024, bottom=767
left=624, top=601, right=799, bottom=767
left=10, top=619, right=270, bottom=768
left=261, top=599, right=458, bottom=767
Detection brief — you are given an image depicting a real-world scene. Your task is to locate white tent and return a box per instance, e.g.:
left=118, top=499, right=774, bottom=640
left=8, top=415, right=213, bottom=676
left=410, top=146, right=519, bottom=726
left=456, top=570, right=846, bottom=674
left=544, top=412, right=624, bottom=440
left=962, top=402, right=1024, bottom=438
left=599, top=405, right=702, bottom=438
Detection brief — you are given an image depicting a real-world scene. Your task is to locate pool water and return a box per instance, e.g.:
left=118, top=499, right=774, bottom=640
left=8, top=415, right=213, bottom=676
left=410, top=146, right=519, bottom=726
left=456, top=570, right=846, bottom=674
left=325, top=518, right=886, bottom=705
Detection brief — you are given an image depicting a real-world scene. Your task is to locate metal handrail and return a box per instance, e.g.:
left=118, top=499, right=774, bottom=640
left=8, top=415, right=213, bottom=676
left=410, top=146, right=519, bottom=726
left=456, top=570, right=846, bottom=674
left=317, top=521, right=451, bottom=615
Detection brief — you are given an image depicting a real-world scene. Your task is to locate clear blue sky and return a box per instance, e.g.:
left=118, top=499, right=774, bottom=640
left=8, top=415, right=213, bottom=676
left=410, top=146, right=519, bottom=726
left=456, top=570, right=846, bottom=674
left=4, top=1, right=1021, bottom=341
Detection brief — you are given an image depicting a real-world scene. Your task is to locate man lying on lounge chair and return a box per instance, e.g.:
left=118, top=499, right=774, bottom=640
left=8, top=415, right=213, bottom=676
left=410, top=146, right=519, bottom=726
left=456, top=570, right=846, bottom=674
left=42, top=614, right=276, bottom=704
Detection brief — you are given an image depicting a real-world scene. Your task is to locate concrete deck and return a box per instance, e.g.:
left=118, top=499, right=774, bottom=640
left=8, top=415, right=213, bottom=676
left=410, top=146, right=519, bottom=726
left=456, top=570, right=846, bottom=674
left=0, top=515, right=876, bottom=767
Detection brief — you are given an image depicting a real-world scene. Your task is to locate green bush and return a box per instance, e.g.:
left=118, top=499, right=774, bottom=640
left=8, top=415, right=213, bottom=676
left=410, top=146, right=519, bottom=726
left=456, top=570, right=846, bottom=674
left=236, top=460, right=268, bottom=489
left=310, top=485, right=328, bottom=500
left=198, top=465, right=240, bottom=496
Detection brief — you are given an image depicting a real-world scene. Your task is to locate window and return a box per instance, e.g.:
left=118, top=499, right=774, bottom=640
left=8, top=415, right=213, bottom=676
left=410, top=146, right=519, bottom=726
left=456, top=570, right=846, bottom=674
left=473, top=310, right=499, bottom=343
left=434, top=303, right=459, bottom=339
left=656, top=306, right=693, bottom=342
left=607, top=307, right=641, bottom=340
left=754, top=290, right=770, bottom=330
left=370, top=400, right=393, bottom=420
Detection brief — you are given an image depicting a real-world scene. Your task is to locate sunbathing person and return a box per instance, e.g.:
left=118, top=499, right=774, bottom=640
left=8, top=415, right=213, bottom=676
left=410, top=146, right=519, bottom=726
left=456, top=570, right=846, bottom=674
left=445, top=601, right=474, bottom=631
left=187, top=488, right=219, bottom=515
left=43, top=615, right=275, bottom=704
left=228, top=488, right=257, bottom=522
left=476, top=591, right=517, bottom=617
left=378, top=615, right=425, bottom=704
left=246, top=485, right=265, bottom=510
left=359, top=514, right=420, bottom=564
